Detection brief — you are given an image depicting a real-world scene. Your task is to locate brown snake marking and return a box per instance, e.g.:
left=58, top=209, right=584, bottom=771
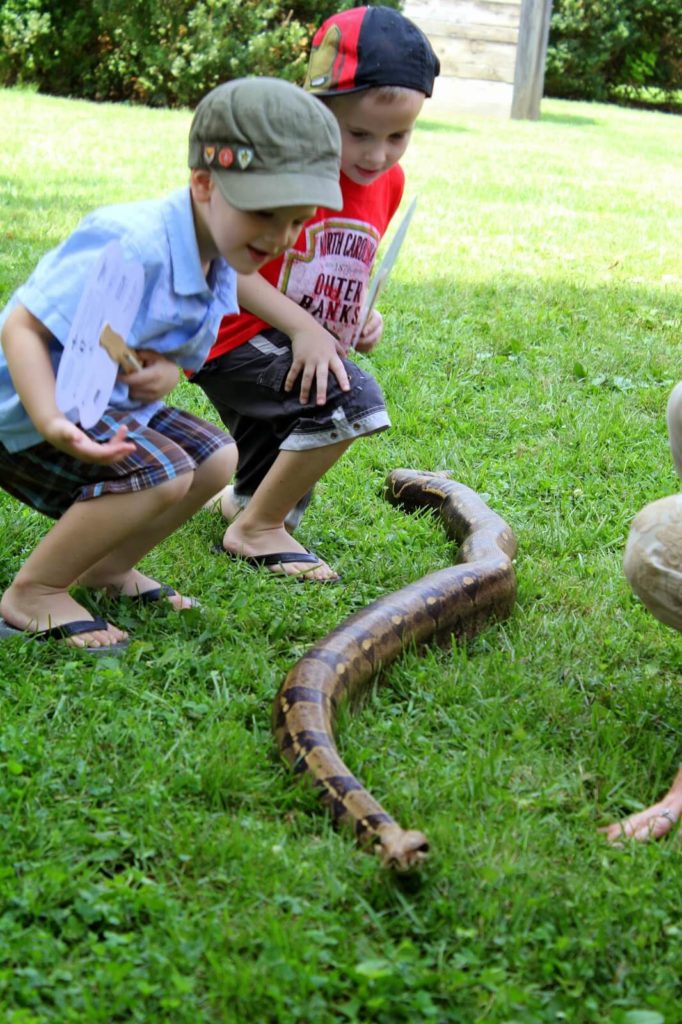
left=272, top=469, right=518, bottom=872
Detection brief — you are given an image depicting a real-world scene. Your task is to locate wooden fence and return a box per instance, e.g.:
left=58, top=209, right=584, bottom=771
left=403, top=0, right=552, bottom=118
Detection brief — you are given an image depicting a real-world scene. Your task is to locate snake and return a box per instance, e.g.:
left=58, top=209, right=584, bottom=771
left=272, top=469, right=518, bottom=871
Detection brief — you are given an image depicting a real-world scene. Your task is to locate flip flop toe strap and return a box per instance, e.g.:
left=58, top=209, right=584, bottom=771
left=135, top=583, right=177, bottom=603
left=36, top=616, right=110, bottom=641
left=254, top=551, right=319, bottom=567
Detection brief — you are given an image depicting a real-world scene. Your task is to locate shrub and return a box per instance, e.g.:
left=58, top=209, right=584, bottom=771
left=0, top=0, right=402, bottom=108
left=546, top=0, right=682, bottom=111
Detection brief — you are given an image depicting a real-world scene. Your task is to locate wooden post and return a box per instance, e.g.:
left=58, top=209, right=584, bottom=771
left=511, top=0, right=552, bottom=119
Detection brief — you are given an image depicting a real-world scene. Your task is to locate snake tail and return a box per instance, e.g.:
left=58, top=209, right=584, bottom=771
left=272, top=470, right=518, bottom=871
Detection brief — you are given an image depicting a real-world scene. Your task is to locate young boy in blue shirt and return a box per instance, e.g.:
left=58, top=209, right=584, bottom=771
left=0, top=77, right=345, bottom=651
left=193, top=6, right=440, bottom=582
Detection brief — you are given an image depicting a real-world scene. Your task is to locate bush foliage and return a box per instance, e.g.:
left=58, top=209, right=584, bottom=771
left=546, top=0, right=682, bottom=111
left=0, top=0, right=678, bottom=111
left=0, top=0, right=398, bottom=108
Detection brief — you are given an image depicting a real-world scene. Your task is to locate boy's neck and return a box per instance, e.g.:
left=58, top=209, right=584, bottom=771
left=189, top=191, right=218, bottom=272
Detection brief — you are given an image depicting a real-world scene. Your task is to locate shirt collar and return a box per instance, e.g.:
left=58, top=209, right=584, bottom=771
left=163, top=187, right=207, bottom=297
left=164, top=187, right=235, bottom=308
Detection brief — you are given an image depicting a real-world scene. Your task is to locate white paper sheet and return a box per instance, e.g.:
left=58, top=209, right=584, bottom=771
left=353, top=196, right=418, bottom=349
left=55, top=241, right=144, bottom=429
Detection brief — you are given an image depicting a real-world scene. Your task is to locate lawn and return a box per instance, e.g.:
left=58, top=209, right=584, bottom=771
left=0, top=88, right=681, bottom=1023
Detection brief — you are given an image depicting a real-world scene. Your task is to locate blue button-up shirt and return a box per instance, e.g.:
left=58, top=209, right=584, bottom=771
left=0, top=187, right=237, bottom=452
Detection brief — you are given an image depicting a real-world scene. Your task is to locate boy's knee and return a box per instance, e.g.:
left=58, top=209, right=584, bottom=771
left=201, top=442, right=238, bottom=489
left=219, top=443, right=239, bottom=486
left=624, top=494, right=682, bottom=632
left=156, top=472, right=194, bottom=505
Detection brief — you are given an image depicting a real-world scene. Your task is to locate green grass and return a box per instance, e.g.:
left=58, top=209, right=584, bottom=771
left=1, top=88, right=682, bottom=1023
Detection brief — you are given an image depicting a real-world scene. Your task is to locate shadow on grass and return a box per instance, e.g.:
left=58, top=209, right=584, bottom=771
left=540, top=112, right=599, bottom=127
left=0, top=176, right=115, bottom=208
left=416, top=118, right=470, bottom=135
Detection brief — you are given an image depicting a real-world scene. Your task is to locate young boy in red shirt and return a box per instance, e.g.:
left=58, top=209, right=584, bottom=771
left=193, top=6, right=440, bottom=581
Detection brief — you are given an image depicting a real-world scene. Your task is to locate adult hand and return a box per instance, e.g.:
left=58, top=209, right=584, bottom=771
left=601, top=766, right=682, bottom=844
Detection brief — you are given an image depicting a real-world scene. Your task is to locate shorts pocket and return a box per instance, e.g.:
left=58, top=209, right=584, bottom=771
left=256, top=351, right=293, bottom=392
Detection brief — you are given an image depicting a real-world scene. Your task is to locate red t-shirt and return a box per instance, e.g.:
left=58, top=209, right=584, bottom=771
left=207, top=165, right=405, bottom=361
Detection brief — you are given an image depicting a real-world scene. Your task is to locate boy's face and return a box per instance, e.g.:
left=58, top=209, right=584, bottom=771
left=191, top=171, right=315, bottom=272
left=326, top=89, right=424, bottom=186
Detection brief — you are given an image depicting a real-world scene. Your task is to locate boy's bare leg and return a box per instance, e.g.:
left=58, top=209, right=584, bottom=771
left=217, top=485, right=241, bottom=522
left=602, top=766, right=682, bottom=843
left=1, top=446, right=236, bottom=645
left=202, top=482, right=245, bottom=524
left=0, top=476, right=191, bottom=648
left=222, top=440, right=352, bottom=580
left=79, top=445, right=237, bottom=608
left=206, top=484, right=297, bottom=534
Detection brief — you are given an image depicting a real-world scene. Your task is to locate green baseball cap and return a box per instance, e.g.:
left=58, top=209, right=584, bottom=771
left=188, top=77, right=342, bottom=212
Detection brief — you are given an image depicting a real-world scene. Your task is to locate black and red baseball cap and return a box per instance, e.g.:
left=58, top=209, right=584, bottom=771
left=303, top=5, right=440, bottom=98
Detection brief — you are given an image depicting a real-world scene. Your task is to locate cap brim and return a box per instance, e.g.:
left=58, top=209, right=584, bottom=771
left=309, top=82, right=432, bottom=99
left=213, top=171, right=342, bottom=212
left=307, top=84, right=376, bottom=97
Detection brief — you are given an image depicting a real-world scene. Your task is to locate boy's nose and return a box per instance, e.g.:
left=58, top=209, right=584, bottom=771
left=362, top=142, right=386, bottom=170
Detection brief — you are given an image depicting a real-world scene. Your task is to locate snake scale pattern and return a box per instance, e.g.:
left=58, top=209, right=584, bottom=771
left=272, top=469, right=518, bottom=871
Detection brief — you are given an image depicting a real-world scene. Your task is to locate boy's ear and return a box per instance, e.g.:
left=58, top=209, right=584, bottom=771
left=190, top=168, right=213, bottom=203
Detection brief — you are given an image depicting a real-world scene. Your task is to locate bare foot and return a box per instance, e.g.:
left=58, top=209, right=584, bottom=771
left=205, top=486, right=297, bottom=534
left=0, top=585, right=127, bottom=649
left=222, top=522, right=339, bottom=582
left=217, top=485, right=242, bottom=523
left=601, top=800, right=682, bottom=844
left=202, top=483, right=236, bottom=515
left=82, top=568, right=197, bottom=610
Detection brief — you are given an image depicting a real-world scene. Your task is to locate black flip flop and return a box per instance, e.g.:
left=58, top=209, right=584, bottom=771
left=0, top=615, right=129, bottom=654
left=119, top=583, right=201, bottom=609
left=214, top=545, right=341, bottom=582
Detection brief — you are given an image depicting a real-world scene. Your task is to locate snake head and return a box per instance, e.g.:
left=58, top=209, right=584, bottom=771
left=377, top=827, right=430, bottom=872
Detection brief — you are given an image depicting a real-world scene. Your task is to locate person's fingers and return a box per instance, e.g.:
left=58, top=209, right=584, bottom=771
left=284, top=358, right=302, bottom=393
left=70, top=429, right=135, bottom=464
left=634, top=817, right=668, bottom=841
left=601, top=821, right=632, bottom=844
left=298, top=363, right=315, bottom=405
left=602, top=806, right=679, bottom=844
left=330, top=354, right=350, bottom=392
left=313, top=364, right=329, bottom=406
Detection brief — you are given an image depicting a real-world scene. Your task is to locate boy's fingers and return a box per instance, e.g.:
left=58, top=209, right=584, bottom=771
left=298, top=364, right=315, bottom=405
left=331, top=355, right=350, bottom=392
left=70, top=425, right=135, bottom=464
left=286, top=350, right=349, bottom=405
left=313, top=365, right=329, bottom=406
left=284, top=359, right=302, bottom=394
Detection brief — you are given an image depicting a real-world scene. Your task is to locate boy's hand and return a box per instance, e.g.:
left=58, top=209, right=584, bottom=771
left=287, top=327, right=350, bottom=405
left=43, top=415, right=136, bottom=465
left=120, top=350, right=180, bottom=401
left=355, top=309, right=384, bottom=354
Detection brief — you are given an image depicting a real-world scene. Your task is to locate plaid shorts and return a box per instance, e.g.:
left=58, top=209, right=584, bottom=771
left=0, top=406, right=234, bottom=520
